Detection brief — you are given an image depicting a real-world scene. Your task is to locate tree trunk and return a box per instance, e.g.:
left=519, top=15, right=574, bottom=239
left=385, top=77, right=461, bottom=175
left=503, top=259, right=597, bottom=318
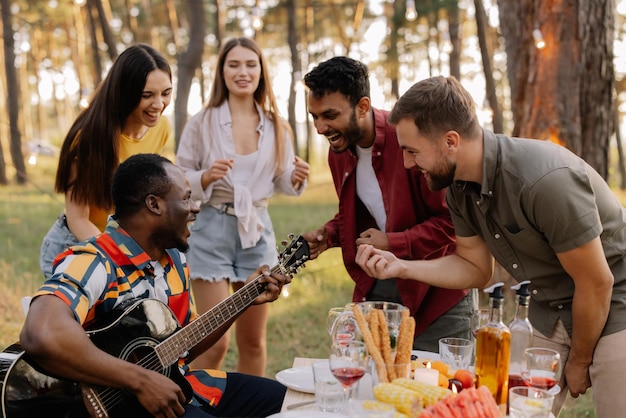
left=1, top=0, right=26, bottom=184
left=0, top=3, right=7, bottom=185
left=448, top=1, right=461, bottom=80
left=615, top=104, right=626, bottom=190
left=497, top=0, right=613, bottom=178
left=174, top=0, right=205, bottom=151
left=165, top=0, right=181, bottom=49
left=92, top=0, right=117, bottom=59
left=304, top=0, right=313, bottom=164
left=474, top=0, right=502, bottom=133
left=387, top=0, right=402, bottom=101
left=214, top=0, right=224, bottom=47
left=286, top=0, right=300, bottom=156
left=86, top=0, right=102, bottom=85
left=123, top=0, right=138, bottom=41
left=32, top=26, right=49, bottom=144
left=578, top=0, right=613, bottom=177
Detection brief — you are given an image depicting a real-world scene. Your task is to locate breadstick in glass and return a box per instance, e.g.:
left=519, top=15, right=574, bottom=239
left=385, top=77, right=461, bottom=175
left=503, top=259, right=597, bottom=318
left=377, top=309, right=396, bottom=381
left=395, top=314, right=416, bottom=378
left=352, top=304, right=388, bottom=383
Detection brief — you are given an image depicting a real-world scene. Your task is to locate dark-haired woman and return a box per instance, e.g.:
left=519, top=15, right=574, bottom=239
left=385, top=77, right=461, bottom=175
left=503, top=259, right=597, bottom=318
left=39, top=43, right=173, bottom=279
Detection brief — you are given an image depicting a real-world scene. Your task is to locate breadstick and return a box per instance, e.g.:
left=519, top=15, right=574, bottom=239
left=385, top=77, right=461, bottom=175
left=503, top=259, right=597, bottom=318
left=377, top=309, right=396, bottom=381
left=395, top=308, right=411, bottom=366
left=395, top=315, right=416, bottom=378
left=367, top=309, right=382, bottom=357
left=352, top=305, right=388, bottom=383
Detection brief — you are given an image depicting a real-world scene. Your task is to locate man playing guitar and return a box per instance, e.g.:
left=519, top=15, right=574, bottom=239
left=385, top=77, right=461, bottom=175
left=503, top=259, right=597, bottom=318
left=16, top=154, right=297, bottom=418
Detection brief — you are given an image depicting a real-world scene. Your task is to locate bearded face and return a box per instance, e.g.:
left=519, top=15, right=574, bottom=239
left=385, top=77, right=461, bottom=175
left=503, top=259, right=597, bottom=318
left=425, top=151, right=456, bottom=191
left=328, top=109, right=364, bottom=154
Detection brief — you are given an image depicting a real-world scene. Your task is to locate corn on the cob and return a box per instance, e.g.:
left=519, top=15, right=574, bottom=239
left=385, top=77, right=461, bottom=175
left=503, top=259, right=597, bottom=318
left=373, top=382, right=423, bottom=417
left=361, top=399, right=396, bottom=412
left=391, top=378, right=455, bottom=407
left=361, top=400, right=409, bottom=418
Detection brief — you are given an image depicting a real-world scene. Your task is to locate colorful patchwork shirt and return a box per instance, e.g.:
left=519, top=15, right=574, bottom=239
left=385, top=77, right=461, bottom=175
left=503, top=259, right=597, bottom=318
left=36, top=217, right=227, bottom=407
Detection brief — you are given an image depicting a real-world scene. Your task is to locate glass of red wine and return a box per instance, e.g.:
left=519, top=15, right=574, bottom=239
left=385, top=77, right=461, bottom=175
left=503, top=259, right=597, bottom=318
left=521, top=347, right=561, bottom=393
left=329, top=340, right=369, bottom=408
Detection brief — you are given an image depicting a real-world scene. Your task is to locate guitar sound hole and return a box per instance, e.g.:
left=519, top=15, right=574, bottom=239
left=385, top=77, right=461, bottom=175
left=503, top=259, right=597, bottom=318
left=121, top=339, right=169, bottom=376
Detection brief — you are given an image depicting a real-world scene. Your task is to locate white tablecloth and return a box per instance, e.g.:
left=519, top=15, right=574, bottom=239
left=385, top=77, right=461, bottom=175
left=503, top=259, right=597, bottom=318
left=279, top=351, right=437, bottom=412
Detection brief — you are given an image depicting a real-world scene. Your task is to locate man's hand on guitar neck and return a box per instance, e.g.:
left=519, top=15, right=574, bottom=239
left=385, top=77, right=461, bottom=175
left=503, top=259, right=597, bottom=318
left=250, top=265, right=291, bottom=305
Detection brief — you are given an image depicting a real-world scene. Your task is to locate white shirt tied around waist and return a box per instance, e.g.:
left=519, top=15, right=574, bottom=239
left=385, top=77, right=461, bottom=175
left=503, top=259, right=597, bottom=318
left=177, top=101, right=304, bottom=249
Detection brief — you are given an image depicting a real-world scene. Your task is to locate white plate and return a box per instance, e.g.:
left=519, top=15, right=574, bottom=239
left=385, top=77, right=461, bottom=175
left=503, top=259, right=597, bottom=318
left=275, top=366, right=315, bottom=393
left=268, top=412, right=344, bottom=418
left=412, top=349, right=439, bottom=361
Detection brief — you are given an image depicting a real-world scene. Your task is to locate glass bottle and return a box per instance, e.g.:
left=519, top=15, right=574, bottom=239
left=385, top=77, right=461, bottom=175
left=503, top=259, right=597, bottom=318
left=475, top=282, right=511, bottom=415
left=508, top=280, right=533, bottom=389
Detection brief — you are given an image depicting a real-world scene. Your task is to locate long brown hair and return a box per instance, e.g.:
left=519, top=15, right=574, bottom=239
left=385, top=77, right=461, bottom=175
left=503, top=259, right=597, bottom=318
left=207, top=37, right=290, bottom=174
left=54, top=43, right=172, bottom=210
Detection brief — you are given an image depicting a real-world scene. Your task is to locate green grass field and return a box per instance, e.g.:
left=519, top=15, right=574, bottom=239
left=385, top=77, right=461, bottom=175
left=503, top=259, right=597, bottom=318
left=0, top=155, right=595, bottom=416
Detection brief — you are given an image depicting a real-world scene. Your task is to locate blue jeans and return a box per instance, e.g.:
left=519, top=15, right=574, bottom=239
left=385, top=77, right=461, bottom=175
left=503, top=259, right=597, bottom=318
left=39, top=214, right=79, bottom=279
left=187, top=205, right=277, bottom=283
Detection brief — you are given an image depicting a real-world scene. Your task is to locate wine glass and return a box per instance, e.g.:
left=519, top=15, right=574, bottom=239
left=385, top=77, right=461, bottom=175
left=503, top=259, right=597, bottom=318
left=329, top=340, right=369, bottom=408
left=327, top=307, right=347, bottom=336
left=521, top=347, right=561, bottom=393
left=470, top=308, right=490, bottom=339
left=329, top=311, right=359, bottom=345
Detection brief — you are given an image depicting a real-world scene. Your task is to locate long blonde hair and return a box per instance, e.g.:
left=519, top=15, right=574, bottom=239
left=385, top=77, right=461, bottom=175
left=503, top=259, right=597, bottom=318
left=207, top=37, right=291, bottom=174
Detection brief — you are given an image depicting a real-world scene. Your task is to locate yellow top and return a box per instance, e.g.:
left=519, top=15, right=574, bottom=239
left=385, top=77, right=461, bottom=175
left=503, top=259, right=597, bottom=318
left=89, top=116, right=172, bottom=230
left=118, top=116, right=171, bottom=161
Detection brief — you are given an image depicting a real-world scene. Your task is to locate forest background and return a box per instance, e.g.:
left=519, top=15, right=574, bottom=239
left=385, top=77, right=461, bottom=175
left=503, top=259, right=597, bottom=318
left=1, top=0, right=625, bottom=417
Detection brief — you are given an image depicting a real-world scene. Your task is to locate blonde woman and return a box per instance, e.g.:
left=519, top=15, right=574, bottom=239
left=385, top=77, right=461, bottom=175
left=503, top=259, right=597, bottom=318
left=176, top=37, right=309, bottom=376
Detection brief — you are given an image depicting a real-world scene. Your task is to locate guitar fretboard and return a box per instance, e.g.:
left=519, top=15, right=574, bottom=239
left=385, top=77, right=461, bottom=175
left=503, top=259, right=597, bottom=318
left=155, top=264, right=283, bottom=366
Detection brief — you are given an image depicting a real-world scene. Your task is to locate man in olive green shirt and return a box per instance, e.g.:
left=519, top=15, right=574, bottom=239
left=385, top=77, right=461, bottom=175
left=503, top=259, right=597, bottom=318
left=355, top=76, right=626, bottom=418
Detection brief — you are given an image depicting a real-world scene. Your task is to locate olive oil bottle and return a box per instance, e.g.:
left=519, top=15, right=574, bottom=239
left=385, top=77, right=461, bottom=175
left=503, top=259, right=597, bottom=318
left=475, top=282, right=511, bottom=415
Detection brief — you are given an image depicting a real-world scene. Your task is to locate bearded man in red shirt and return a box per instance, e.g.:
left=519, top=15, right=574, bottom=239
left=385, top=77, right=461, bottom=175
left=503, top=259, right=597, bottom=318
left=301, top=57, right=475, bottom=352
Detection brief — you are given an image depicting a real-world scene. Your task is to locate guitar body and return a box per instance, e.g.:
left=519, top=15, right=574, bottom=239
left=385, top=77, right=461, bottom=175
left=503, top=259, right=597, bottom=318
left=0, top=299, right=192, bottom=418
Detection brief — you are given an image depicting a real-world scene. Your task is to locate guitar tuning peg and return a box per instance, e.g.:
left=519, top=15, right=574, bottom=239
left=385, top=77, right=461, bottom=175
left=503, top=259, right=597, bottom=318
left=280, top=240, right=288, bottom=247
left=288, top=233, right=295, bottom=240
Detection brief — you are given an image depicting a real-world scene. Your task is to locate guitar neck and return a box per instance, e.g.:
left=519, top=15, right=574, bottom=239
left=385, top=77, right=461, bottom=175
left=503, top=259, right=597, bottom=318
left=155, top=265, right=282, bottom=365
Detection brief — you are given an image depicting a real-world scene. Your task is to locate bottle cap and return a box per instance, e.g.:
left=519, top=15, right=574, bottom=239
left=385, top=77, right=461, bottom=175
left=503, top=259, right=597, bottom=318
left=511, top=280, right=531, bottom=297
left=483, top=282, right=505, bottom=299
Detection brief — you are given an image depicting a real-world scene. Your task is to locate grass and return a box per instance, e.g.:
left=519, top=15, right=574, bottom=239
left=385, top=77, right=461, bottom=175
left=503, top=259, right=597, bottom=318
left=0, top=155, right=595, bottom=417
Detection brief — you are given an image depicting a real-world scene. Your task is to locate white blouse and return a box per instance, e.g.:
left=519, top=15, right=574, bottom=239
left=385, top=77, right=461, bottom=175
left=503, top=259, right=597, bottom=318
left=176, top=102, right=304, bottom=248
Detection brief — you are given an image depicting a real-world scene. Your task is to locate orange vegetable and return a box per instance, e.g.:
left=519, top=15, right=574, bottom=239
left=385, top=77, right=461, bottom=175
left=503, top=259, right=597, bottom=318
left=453, top=369, right=474, bottom=389
left=430, top=360, right=450, bottom=377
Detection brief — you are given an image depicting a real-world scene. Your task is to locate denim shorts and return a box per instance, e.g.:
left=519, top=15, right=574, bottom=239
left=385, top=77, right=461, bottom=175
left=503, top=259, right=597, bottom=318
left=186, top=204, right=278, bottom=283
left=39, top=214, right=80, bottom=280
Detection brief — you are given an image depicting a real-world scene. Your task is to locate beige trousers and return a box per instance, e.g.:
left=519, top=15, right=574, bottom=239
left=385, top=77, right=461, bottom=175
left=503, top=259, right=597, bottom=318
left=534, top=319, right=626, bottom=418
